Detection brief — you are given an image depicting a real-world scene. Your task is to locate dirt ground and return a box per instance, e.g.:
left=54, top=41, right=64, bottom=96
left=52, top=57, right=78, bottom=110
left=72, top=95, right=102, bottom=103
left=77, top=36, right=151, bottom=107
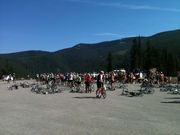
left=0, top=80, right=180, bottom=135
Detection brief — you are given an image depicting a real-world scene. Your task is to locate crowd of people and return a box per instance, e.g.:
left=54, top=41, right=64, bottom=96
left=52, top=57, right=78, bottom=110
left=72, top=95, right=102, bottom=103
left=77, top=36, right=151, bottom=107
left=1, top=73, right=16, bottom=83
left=33, top=69, right=180, bottom=93
left=1, top=69, right=180, bottom=96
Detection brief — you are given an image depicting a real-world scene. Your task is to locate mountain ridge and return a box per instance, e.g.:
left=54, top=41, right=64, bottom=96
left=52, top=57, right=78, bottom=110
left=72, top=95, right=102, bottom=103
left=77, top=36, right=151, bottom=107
left=0, top=29, right=180, bottom=76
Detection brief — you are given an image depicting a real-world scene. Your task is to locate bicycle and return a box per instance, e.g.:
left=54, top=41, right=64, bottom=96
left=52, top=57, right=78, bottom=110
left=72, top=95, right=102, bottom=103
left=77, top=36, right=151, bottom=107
left=8, top=84, right=19, bottom=90
left=120, top=83, right=129, bottom=95
left=167, top=84, right=180, bottom=95
left=96, top=85, right=106, bottom=99
left=160, top=84, right=174, bottom=92
left=140, top=85, right=155, bottom=94
left=128, top=90, right=144, bottom=97
left=31, top=84, right=43, bottom=94
left=70, top=81, right=83, bottom=93
left=140, top=81, right=155, bottom=94
left=106, top=81, right=115, bottom=91
left=86, top=83, right=95, bottom=93
left=47, top=80, right=61, bottom=94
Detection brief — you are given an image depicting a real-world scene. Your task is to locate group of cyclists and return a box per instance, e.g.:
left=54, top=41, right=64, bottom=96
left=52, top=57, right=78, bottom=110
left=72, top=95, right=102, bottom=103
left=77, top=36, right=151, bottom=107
left=43, top=68, right=179, bottom=85
left=34, top=71, right=116, bottom=96
left=2, top=68, right=180, bottom=97
left=33, top=69, right=140, bottom=97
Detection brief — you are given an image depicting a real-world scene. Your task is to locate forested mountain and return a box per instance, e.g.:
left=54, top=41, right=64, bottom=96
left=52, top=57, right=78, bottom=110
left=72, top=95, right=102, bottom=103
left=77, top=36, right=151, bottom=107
left=0, top=29, right=180, bottom=77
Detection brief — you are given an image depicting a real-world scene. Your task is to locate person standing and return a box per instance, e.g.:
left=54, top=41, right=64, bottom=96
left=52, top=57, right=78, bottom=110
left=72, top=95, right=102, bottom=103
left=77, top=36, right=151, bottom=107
left=177, top=72, right=180, bottom=84
left=85, top=73, right=92, bottom=93
left=159, top=72, right=165, bottom=86
left=110, top=71, right=115, bottom=90
left=96, top=71, right=104, bottom=94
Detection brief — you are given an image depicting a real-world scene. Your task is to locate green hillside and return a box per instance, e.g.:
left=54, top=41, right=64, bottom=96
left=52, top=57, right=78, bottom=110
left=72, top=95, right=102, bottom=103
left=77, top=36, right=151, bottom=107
left=0, top=29, right=180, bottom=77
left=149, top=29, right=180, bottom=56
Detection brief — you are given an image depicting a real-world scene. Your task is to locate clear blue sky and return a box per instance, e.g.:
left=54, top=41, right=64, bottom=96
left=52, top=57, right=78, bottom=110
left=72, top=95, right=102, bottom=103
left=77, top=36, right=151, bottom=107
left=0, top=0, right=180, bottom=53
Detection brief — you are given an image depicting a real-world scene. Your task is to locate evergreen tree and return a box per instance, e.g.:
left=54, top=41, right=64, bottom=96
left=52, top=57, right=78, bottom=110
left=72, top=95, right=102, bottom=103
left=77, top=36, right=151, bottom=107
left=161, top=48, right=168, bottom=74
left=167, top=53, right=176, bottom=76
left=144, top=40, right=152, bottom=70
left=130, top=38, right=142, bottom=71
left=107, top=52, right=113, bottom=72
left=2, top=60, right=14, bottom=75
left=176, top=57, right=180, bottom=71
left=137, top=36, right=142, bottom=68
left=143, top=40, right=160, bottom=70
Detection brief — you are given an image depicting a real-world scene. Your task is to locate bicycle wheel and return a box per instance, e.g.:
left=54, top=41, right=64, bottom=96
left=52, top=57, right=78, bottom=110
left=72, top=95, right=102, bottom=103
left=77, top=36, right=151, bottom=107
left=102, top=91, right=106, bottom=99
left=91, top=84, right=95, bottom=92
left=149, top=88, right=155, bottom=94
left=96, top=91, right=100, bottom=98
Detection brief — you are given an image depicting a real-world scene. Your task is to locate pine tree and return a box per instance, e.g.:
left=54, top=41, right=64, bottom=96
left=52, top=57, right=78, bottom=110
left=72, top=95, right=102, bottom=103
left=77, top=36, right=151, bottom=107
left=107, top=52, right=113, bottom=72
left=143, top=40, right=160, bottom=70
left=176, top=57, right=180, bottom=71
left=137, top=36, right=142, bottom=68
left=144, top=40, right=152, bottom=70
left=2, top=60, right=14, bottom=75
left=130, top=38, right=142, bottom=71
left=161, top=48, right=168, bottom=74
left=167, top=53, right=176, bottom=76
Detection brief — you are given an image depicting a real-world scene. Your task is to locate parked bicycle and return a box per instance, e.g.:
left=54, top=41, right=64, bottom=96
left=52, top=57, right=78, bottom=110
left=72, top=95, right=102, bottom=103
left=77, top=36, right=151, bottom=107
left=160, top=84, right=175, bottom=92
left=167, top=85, right=180, bottom=95
left=120, top=83, right=129, bottom=95
left=70, top=81, right=84, bottom=93
left=140, top=80, right=155, bottom=94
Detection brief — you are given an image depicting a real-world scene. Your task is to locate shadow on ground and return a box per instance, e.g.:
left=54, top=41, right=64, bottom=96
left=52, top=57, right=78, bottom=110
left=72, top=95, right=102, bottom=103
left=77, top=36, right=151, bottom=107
left=73, top=96, right=98, bottom=99
left=161, top=101, right=180, bottom=104
left=164, top=97, right=180, bottom=99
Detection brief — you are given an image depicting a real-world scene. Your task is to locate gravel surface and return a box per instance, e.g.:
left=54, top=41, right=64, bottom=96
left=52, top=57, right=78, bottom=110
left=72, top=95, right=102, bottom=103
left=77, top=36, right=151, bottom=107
left=0, top=80, right=180, bottom=135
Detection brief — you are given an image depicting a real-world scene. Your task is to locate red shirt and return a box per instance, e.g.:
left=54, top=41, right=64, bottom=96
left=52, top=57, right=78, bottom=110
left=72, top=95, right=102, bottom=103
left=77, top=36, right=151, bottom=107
left=85, top=76, right=91, bottom=83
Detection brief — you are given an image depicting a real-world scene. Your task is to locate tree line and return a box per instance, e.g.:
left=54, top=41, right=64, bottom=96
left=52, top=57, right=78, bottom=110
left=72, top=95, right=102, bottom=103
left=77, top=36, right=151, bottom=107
left=130, top=37, right=180, bottom=76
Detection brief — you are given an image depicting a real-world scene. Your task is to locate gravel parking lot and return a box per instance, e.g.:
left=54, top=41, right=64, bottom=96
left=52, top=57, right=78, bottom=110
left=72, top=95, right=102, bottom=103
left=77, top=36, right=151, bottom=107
left=0, top=81, right=180, bottom=135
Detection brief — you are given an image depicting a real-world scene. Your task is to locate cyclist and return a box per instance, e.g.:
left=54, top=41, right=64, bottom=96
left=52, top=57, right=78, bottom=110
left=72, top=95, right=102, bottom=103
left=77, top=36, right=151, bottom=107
left=110, top=71, right=115, bottom=90
left=119, top=70, right=126, bottom=87
left=159, top=72, right=165, bottom=86
left=129, top=72, right=136, bottom=84
left=85, top=73, right=92, bottom=93
left=177, top=72, right=180, bottom=84
left=96, top=71, right=105, bottom=97
left=74, top=74, right=82, bottom=92
left=68, top=72, right=74, bottom=88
